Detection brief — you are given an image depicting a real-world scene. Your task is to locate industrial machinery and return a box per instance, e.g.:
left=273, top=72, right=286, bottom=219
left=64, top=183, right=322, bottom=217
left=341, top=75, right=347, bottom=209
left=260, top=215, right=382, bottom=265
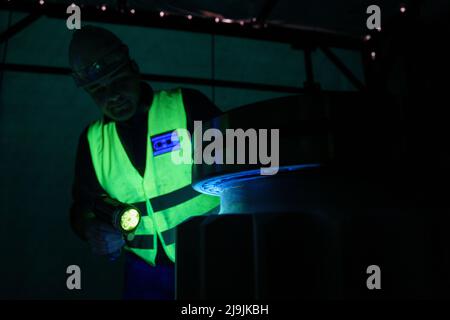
left=176, top=92, right=450, bottom=299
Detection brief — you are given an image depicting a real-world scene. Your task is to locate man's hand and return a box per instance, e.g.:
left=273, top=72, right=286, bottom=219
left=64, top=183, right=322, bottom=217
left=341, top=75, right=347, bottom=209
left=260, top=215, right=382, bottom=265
left=85, top=218, right=125, bottom=256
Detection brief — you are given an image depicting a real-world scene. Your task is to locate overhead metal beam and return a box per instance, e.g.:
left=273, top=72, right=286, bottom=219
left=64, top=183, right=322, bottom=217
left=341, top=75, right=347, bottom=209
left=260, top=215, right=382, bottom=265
left=304, top=48, right=315, bottom=84
left=0, top=63, right=304, bottom=94
left=320, top=46, right=366, bottom=91
left=0, top=12, right=42, bottom=44
left=0, top=2, right=362, bottom=50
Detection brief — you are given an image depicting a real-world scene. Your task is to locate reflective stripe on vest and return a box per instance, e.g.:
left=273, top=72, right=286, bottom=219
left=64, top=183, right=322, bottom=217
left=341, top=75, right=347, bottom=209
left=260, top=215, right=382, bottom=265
left=87, top=88, right=220, bottom=266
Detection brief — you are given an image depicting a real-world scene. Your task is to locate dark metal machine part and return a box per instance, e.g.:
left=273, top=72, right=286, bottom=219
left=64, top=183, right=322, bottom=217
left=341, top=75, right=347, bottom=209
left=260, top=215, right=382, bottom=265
left=176, top=93, right=450, bottom=299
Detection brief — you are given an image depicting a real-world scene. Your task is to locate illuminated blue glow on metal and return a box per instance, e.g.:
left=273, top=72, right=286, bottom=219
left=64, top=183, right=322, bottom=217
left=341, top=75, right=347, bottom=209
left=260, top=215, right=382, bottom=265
left=193, top=163, right=322, bottom=195
left=151, top=131, right=180, bottom=156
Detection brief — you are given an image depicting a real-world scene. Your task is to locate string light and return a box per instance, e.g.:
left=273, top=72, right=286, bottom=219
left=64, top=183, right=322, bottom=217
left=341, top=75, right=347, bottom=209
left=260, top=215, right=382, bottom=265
left=364, top=35, right=371, bottom=41
left=371, top=51, right=376, bottom=60
left=400, top=6, right=406, bottom=13
left=0, top=3, right=322, bottom=45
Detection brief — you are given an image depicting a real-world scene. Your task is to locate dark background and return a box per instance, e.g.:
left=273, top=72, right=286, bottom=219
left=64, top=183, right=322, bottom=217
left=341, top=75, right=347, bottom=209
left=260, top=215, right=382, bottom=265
left=0, top=0, right=449, bottom=299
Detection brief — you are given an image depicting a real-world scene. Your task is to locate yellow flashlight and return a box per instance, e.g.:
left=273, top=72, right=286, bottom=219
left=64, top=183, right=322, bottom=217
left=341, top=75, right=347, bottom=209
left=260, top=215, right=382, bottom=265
left=93, top=196, right=141, bottom=234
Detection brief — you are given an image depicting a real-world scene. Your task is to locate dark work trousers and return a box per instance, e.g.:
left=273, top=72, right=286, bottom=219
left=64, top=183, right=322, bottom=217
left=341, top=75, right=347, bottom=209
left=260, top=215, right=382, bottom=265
left=123, top=242, right=175, bottom=300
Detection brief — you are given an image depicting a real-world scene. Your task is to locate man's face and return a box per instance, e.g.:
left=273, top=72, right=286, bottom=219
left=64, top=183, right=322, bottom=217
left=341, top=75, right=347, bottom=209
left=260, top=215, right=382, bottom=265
left=77, top=50, right=141, bottom=122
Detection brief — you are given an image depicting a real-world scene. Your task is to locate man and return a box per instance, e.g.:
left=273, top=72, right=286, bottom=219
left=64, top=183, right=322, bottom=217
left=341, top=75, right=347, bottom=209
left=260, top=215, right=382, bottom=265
left=68, top=26, right=221, bottom=299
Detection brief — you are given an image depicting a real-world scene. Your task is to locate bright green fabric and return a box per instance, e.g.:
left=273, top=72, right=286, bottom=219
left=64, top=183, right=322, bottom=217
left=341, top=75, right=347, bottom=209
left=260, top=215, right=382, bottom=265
left=87, top=88, right=219, bottom=265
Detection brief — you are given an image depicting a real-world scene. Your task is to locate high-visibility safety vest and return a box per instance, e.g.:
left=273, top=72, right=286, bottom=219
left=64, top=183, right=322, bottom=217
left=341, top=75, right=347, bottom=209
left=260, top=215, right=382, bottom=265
left=87, top=88, right=220, bottom=266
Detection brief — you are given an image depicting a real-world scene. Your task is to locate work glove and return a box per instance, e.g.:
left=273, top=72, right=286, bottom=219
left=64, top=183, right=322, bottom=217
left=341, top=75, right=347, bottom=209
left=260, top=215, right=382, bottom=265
left=85, top=218, right=125, bottom=260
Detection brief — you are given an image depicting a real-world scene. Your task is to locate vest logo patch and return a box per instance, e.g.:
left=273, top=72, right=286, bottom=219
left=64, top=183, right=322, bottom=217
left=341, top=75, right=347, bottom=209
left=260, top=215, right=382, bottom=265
left=151, top=130, right=181, bottom=156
